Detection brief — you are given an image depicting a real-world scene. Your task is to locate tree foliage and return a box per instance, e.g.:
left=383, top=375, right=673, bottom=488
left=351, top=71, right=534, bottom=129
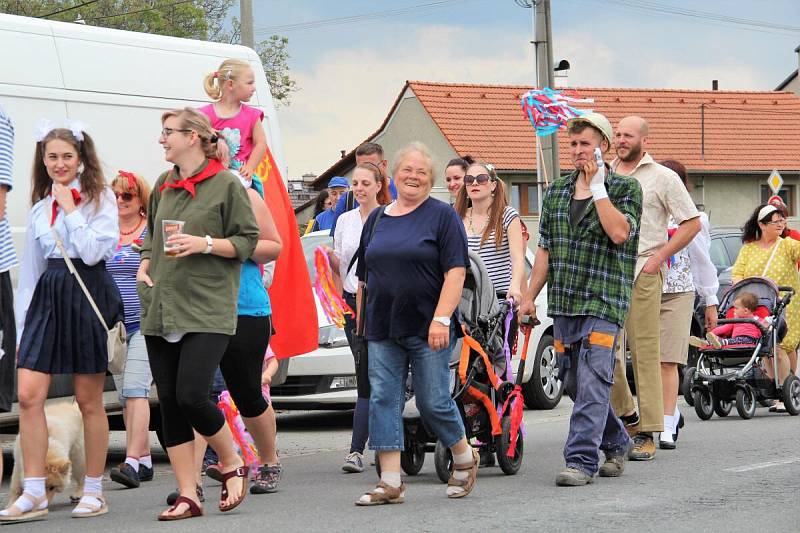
left=0, top=0, right=297, bottom=104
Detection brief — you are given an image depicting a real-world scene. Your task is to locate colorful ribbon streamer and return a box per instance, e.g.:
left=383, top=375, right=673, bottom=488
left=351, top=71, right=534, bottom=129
left=217, top=390, right=259, bottom=470
left=313, top=246, right=354, bottom=329
left=521, top=87, right=594, bottom=137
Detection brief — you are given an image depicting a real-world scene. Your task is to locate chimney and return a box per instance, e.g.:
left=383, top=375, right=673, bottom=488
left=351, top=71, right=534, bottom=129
left=712, top=80, right=718, bottom=91
left=340, top=150, right=346, bottom=158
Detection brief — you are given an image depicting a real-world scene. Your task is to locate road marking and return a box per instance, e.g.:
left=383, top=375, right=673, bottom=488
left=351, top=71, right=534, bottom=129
left=725, top=457, right=800, bottom=472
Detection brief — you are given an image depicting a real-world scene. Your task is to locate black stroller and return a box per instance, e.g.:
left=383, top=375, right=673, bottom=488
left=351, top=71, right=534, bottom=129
left=685, top=277, right=800, bottom=419
left=388, top=251, right=524, bottom=481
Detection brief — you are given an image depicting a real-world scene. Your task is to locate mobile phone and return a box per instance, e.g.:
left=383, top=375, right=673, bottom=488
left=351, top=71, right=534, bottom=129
left=594, top=147, right=604, bottom=168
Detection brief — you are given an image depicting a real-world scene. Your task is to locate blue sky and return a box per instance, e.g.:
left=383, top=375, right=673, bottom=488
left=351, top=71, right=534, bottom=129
left=240, top=0, right=800, bottom=177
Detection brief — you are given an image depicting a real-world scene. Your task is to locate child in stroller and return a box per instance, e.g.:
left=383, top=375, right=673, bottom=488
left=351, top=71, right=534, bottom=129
left=394, top=251, right=524, bottom=481
left=686, top=277, right=800, bottom=419
left=689, top=291, right=764, bottom=349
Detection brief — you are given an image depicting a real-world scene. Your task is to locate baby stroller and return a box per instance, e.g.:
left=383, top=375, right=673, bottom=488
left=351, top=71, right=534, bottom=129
left=685, top=277, right=800, bottom=419
left=390, top=251, right=524, bottom=482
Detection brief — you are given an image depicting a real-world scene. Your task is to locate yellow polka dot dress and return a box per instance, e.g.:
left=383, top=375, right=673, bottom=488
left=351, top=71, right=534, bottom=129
left=732, top=238, right=800, bottom=351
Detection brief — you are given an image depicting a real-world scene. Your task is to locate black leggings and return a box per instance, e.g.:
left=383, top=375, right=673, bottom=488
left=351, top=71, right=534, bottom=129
left=146, top=333, right=230, bottom=448
left=343, top=292, right=370, bottom=399
left=219, top=315, right=272, bottom=418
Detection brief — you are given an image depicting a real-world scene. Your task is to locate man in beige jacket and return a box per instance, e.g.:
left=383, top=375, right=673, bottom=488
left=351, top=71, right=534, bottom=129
left=610, top=116, right=700, bottom=461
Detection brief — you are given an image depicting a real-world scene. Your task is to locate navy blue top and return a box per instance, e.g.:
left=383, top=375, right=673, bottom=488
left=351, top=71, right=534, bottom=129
left=356, top=197, right=469, bottom=341
left=329, top=177, right=398, bottom=237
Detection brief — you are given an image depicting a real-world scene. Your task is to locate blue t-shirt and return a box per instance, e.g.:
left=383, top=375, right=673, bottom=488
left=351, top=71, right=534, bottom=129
left=330, top=177, right=397, bottom=237
left=356, top=197, right=469, bottom=341
left=313, top=208, right=335, bottom=232
left=237, top=178, right=271, bottom=316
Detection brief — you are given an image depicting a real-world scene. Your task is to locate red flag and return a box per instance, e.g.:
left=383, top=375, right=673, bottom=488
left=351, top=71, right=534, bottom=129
left=254, top=146, right=318, bottom=358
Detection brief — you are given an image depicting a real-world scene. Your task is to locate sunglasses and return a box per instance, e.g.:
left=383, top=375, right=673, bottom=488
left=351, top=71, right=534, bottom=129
left=115, top=192, right=137, bottom=202
left=464, top=174, right=493, bottom=185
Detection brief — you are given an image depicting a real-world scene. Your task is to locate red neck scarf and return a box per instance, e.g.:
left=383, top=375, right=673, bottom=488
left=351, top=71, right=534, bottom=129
left=159, top=159, right=224, bottom=198
left=50, top=189, right=82, bottom=226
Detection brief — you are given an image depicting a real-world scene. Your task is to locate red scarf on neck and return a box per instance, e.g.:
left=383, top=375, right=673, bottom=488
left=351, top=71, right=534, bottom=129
left=50, top=189, right=82, bottom=226
left=159, top=159, right=224, bottom=198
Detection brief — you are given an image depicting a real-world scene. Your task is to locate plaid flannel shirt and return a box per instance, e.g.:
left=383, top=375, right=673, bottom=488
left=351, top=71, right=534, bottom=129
left=538, top=168, right=643, bottom=327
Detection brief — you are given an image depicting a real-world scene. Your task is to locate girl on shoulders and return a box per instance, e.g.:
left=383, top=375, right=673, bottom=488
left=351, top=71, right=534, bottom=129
left=200, top=59, right=266, bottom=180
left=1, top=123, right=122, bottom=522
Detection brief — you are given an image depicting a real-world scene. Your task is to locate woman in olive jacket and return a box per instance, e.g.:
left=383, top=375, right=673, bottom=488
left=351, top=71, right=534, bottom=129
left=137, top=108, right=259, bottom=521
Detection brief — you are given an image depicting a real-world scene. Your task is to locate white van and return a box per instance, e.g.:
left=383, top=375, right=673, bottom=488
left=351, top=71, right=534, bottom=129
left=0, top=13, right=287, bottom=440
left=0, top=13, right=287, bottom=258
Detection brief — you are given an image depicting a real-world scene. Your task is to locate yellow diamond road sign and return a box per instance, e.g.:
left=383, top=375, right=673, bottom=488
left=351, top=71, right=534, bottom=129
left=768, top=169, right=783, bottom=194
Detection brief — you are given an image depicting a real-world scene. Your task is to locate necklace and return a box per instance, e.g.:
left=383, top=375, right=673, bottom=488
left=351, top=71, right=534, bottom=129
left=468, top=208, right=490, bottom=236
left=120, top=216, right=144, bottom=236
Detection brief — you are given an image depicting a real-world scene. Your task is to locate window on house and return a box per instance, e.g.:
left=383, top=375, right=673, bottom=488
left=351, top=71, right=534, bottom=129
left=510, top=183, right=541, bottom=216
left=760, top=184, right=795, bottom=216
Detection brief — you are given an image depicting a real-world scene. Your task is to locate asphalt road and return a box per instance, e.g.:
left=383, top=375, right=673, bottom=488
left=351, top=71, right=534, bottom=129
left=0, top=399, right=797, bottom=532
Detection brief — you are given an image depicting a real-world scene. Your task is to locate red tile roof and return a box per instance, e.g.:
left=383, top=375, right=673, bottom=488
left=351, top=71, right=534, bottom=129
left=408, top=81, right=800, bottom=173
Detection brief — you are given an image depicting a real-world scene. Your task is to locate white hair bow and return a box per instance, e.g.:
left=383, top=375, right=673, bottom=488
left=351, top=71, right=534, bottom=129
left=66, top=119, right=87, bottom=142
left=33, top=118, right=55, bottom=143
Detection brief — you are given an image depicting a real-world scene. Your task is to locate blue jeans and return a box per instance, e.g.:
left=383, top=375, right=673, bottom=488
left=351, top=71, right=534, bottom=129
left=368, top=331, right=464, bottom=450
left=554, top=316, right=631, bottom=476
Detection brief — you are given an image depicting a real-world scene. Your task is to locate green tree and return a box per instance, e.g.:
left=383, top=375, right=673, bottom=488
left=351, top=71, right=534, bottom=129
left=0, top=0, right=297, bottom=104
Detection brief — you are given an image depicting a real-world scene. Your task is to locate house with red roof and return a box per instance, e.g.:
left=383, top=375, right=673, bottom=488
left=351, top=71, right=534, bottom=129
left=305, top=81, right=800, bottom=242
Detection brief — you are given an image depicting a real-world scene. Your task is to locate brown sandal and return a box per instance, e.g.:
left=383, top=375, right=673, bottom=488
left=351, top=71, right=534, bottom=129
left=355, top=481, right=406, bottom=506
left=447, top=448, right=479, bottom=499
left=157, top=496, right=203, bottom=521
left=219, top=465, right=249, bottom=512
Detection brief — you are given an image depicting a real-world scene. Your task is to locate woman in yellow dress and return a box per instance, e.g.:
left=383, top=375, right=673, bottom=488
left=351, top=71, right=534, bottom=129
left=732, top=204, right=798, bottom=411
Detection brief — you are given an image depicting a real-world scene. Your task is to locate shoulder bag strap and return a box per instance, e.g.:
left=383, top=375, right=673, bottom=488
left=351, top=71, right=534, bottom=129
left=762, top=237, right=782, bottom=277
left=51, top=227, right=110, bottom=330
left=354, top=206, right=386, bottom=336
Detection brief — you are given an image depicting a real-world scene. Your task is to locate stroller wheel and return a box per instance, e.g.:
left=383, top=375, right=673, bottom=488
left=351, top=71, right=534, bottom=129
left=495, top=417, right=523, bottom=475
left=693, top=389, right=713, bottom=420
left=735, top=386, right=757, bottom=419
left=712, top=396, right=732, bottom=417
left=781, top=374, right=800, bottom=415
left=400, top=430, right=426, bottom=476
left=434, top=440, right=453, bottom=484
left=682, top=367, right=696, bottom=407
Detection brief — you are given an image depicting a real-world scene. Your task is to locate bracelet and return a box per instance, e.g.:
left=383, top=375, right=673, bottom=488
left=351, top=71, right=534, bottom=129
left=203, top=235, right=213, bottom=254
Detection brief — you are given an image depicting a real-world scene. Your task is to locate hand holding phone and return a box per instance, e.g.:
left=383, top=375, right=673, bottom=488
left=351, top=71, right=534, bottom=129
left=589, top=147, right=607, bottom=199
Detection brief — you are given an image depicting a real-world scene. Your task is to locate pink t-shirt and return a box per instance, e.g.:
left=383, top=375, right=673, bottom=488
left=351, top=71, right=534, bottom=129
left=199, top=103, right=264, bottom=171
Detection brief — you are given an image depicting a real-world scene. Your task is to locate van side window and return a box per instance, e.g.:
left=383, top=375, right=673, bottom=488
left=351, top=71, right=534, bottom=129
left=709, top=237, right=730, bottom=271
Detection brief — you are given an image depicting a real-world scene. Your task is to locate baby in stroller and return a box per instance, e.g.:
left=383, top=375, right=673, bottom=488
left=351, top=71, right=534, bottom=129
left=689, top=292, right=764, bottom=348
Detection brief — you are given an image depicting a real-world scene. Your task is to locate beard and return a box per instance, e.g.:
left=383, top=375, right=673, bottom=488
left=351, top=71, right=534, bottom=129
left=618, top=142, right=643, bottom=162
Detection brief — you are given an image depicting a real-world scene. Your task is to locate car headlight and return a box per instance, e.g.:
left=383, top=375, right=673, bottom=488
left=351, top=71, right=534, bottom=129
left=318, top=325, right=349, bottom=348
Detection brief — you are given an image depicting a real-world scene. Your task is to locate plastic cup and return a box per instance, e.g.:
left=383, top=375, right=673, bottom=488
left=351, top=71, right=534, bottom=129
left=162, top=220, right=185, bottom=256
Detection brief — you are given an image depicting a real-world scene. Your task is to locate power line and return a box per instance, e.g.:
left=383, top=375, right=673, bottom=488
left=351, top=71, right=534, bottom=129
left=254, top=0, right=477, bottom=35
left=38, top=0, right=101, bottom=19
left=85, top=0, right=193, bottom=22
left=594, top=0, right=800, bottom=36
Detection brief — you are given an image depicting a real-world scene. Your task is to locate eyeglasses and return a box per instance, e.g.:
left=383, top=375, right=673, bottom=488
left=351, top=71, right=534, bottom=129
left=115, top=192, right=136, bottom=202
left=464, top=174, right=493, bottom=185
left=766, top=219, right=787, bottom=226
left=160, top=127, right=192, bottom=137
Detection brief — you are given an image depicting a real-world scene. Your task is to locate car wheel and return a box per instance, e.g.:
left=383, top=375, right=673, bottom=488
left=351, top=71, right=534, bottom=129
left=521, top=334, right=563, bottom=410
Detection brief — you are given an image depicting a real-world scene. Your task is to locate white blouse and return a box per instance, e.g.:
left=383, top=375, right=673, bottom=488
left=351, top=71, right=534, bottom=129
left=15, top=183, right=119, bottom=336
left=333, top=208, right=365, bottom=295
left=663, top=212, right=719, bottom=306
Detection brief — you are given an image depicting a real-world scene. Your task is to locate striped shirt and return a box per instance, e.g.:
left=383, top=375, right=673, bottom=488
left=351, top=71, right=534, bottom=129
left=467, top=206, right=519, bottom=294
left=0, top=107, right=18, bottom=273
left=107, top=227, right=147, bottom=332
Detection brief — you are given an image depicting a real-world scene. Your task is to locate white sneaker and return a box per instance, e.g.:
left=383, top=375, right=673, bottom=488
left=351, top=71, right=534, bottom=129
left=342, top=452, right=365, bottom=473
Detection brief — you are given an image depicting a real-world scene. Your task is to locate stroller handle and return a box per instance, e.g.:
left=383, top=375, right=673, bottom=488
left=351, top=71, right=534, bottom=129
left=778, top=286, right=795, bottom=294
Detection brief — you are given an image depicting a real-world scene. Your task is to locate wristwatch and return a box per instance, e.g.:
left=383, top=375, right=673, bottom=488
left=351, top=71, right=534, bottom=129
left=433, top=316, right=451, bottom=327
left=203, top=235, right=213, bottom=254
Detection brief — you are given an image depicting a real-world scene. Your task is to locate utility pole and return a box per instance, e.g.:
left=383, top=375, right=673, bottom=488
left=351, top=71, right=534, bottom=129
left=241, top=0, right=255, bottom=49
left=532, top=0, right=560, bottom=182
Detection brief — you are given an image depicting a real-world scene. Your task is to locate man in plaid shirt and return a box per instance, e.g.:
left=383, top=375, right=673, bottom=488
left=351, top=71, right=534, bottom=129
left=519, top=112, right=642, bottom=486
